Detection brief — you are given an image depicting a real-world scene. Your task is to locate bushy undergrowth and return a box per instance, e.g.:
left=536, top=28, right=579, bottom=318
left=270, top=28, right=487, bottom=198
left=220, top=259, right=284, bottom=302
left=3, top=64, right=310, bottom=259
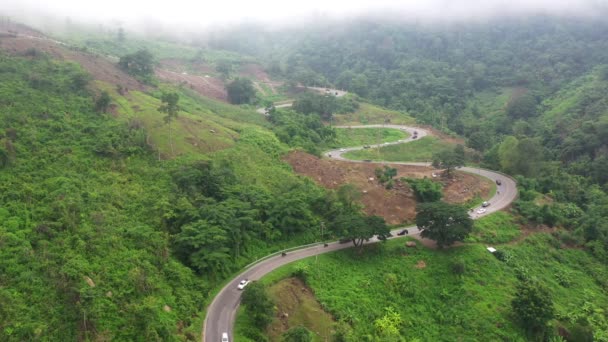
left=241, top=234, right=608, bottom=341
left=466, top=212, right=521, bottom=244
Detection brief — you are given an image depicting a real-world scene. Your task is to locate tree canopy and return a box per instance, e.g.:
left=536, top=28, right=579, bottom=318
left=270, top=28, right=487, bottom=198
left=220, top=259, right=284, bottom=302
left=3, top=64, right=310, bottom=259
left=416, top=202, right=473, bottom=248
left=511, top=279, right=555, bottom=338
left=226, top=77, right=256, bottom=104
left=118, top=49, right=155, bottom=82
left=432, top=145, right=465, bottom=176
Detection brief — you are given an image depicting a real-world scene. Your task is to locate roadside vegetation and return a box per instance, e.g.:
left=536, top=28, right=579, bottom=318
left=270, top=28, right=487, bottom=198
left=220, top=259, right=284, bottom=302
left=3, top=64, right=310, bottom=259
left=237, top=234, right=608, bottom=341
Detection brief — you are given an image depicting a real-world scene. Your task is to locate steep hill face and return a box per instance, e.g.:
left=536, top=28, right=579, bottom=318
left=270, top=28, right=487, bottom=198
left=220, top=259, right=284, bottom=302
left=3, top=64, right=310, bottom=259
left=0, top=22, right=346, bottom=341
left=0, top=20, right=145, bottom=91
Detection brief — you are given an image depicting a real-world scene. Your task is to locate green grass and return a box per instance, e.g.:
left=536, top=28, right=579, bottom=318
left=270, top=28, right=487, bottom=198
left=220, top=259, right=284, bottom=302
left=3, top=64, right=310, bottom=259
left=343, top=136, right=452, bottom=162
left=324, top=127, right=408, bottom=149
left=333, top=102, right=415, bottom=125
left=96, top=81, right=269, bottom=157
left=466, top=212, right=522, bottom=244
left=239, top=234, right=608, bottom=341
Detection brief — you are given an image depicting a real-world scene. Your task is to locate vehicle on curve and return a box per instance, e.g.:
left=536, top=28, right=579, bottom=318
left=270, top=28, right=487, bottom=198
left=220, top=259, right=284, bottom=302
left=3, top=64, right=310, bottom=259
left=412, top=135, right=418, bottom=139
left=482, top=201, right=491, bottom=207
left=363, top=145, right=371, bottom=149
left=496, top=179, right=502, bottom=185
left=476, top=208, right=487, bottom=214
left=237, top=279, right=250, bottom=290
left=340, top=148, right=346, bottom=152
left=397, top=229, right=409, bottom=236
left=222, top=332, right=229, bottom=342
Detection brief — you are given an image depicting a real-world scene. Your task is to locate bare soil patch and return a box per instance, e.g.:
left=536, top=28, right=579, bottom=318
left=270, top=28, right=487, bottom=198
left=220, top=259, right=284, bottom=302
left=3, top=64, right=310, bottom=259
left=155, top=68, right=228, bottom=102
left=239, top=63, right=271, bottom=82
left=0, top=32, right=144, bottom=91
left=284, top=151, right=491, bottom=225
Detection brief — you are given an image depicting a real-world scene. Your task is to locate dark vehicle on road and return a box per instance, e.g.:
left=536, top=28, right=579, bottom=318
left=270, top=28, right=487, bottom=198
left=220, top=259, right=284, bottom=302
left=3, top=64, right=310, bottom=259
left=496, top=179, right=502, bottom=185
left=363, top=145, right=371, bottom=149
left=397, top=229, right=409, bottom=236
left=363, top=159, right=372, bottom=162
left=482, top=201, right=491, bottom=207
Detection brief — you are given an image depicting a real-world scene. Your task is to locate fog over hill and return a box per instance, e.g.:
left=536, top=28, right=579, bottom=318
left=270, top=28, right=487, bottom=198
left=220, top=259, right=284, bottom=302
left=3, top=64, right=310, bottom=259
left=2, top=0, right=607, bottom=33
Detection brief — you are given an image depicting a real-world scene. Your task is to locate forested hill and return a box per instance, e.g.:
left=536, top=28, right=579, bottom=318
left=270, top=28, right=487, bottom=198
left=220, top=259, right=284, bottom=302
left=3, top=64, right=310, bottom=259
left=209, top=16, right=608, bottom=263
left=210, top=16, right=608, bottom=126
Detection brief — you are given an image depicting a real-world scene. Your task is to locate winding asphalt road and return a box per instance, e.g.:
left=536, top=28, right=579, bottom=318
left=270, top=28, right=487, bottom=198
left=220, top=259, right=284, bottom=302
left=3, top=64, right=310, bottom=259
left=203, top=126, right=517, bottom=342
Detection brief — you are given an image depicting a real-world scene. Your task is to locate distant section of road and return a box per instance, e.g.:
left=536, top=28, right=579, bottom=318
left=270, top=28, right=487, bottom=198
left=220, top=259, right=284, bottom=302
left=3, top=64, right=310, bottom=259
left=255, top=86, right=347, bottom=114
left=204, top=128, right=517, bottom=342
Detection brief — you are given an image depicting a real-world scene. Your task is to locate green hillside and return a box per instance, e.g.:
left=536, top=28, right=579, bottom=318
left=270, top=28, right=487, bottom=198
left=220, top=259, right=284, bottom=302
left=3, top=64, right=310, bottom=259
left=0, top=51, right=342, bottom=341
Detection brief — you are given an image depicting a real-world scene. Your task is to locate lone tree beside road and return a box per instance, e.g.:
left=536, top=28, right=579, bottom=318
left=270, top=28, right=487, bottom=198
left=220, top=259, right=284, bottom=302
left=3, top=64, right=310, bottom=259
left=432, top=144, right=465, bottom=176
left=335, top=213, right=391, bottom=248
left=416, top=201, right=473, bottom=248
left=242, top=282, right=274, bottom=329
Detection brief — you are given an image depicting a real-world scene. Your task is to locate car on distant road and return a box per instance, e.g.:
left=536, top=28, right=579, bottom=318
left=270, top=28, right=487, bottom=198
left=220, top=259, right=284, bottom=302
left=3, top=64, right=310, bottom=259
left=412, top=135, right=418, bottom=139
left=397, top=229, right=409, bottom=236
left=363, top=145, right=371, bottom=149
left=482, top=201, right=490, bottom=207
left=363, top=159, right=372, bottom=162
left=496, top=179, right=502, bottom=185
left=237, top=279, right=250, bottom=290
left=476, top=208, right=487, bottom=214
left=222, top=332, right=229, bottom=342
left=339, top=148, right=346, bottom=152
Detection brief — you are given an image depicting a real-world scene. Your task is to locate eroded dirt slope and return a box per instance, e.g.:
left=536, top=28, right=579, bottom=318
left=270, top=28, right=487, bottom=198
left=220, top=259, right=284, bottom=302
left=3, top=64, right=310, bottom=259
left=284, top=151, right=491, bottom=225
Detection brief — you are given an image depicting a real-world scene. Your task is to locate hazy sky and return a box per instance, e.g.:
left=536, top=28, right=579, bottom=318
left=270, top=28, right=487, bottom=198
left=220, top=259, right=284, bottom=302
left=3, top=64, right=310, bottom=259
left=4, top=0, right=606, bottom=29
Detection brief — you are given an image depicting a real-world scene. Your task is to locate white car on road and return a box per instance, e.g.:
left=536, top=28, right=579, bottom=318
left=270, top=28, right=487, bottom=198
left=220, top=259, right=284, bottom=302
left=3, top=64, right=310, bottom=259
left=476, top=208, right=487, bottom=214
left=339, top=148, right=346, bottom=152
left=237, top=279, right=250, bottom=290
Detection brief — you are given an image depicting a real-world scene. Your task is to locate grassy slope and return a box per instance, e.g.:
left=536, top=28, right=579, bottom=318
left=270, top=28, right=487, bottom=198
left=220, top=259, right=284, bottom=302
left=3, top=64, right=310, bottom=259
left=324, top=127, right=408, bottom=149
left=0, top=54, right=206, bottom=341
left=96, top=81, right=267, bottom=157
left=0, top=51, right=324, bottom=341
left=54, top=28, right=252, bottom=63
left=242, top=232, right=608, bottom=341
left=466, top=212, right=521, bottom=244
left=333, top=102, right=415, bottom=126
left=343, top=135, right=452, bottom=162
